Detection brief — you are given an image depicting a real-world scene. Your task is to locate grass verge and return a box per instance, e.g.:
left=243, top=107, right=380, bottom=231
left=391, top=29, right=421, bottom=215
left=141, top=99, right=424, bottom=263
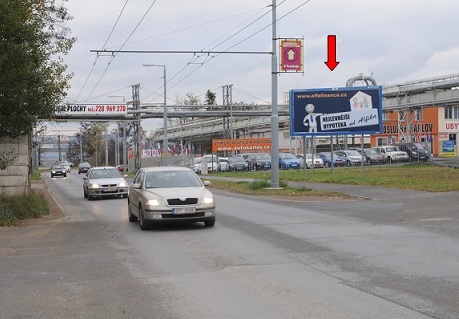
left=217, top=163, right=459, bottom=192
left=0, top=190, right=49, bottom=226
left=208, top=178, right=354, bottom=200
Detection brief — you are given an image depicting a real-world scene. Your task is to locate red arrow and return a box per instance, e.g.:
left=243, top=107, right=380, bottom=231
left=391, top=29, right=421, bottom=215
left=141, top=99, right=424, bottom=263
left=325, top=35, right=339, bottom=71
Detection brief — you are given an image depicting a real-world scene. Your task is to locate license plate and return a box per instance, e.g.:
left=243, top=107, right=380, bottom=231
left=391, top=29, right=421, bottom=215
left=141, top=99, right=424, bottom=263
left=172, top=208, right=195, bottom=215
left=103, top=188, right=116, bottom=192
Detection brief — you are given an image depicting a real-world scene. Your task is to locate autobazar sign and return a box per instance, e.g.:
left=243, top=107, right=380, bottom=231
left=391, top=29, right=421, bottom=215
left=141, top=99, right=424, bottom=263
left=290, top=86, right=382, bottom=136
left=212, top=138, right=271, bottom=152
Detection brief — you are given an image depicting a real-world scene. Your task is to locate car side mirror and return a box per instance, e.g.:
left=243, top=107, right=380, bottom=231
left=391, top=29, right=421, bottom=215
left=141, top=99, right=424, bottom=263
left=203, top=180, right=211, bottom=187
left=123, top=174, right=128, bottom=178
left=132, top=183, right=141, bottom=189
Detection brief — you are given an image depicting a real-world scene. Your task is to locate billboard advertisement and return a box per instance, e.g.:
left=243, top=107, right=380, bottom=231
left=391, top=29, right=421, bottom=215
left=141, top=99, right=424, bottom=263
left=55, top=104, right=128, bottom=117
left=289, top=86, right=382, bottom=136
left=212, top=138, right=271, bottom=152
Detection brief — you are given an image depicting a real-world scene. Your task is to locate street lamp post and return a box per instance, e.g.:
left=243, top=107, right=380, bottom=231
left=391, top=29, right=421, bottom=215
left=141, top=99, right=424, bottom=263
left=142, top=64, right=168, bottom=166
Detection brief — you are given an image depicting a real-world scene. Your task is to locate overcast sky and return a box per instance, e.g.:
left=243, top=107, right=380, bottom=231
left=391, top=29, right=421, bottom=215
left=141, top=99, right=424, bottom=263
left=52, top=0, right=459, bottom=134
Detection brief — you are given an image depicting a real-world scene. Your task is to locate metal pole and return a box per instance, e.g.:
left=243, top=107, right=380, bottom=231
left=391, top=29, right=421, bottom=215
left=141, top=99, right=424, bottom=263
left=163, top=66, right=168, bottom=166
left=105, top=126, right=108, bottom=166
left=270, top=0, right=280, bottom=188
left=123, top=122, right=127, bottom=172
left=79, top=127, right=83, bottom=163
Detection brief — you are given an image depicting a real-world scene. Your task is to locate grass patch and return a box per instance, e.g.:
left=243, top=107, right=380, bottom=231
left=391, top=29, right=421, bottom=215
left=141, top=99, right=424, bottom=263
left=0, top=191, right=50, bottom=226
left=208, top=178, right=350, bottom=199
left=218, top=163, right=459, bottom=192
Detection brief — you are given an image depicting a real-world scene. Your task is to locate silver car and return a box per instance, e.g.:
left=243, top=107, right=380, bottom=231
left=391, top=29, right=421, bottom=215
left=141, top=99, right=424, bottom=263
left=127, top=166, right=216, bottom=230
left=83, top=166, right=128, bottom=200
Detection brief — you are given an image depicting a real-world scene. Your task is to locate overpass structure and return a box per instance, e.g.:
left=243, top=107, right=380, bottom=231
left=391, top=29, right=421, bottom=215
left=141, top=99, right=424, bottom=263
left=51, top=73, right=459, bottom=152
left=144, top=73, right=459, bottom=145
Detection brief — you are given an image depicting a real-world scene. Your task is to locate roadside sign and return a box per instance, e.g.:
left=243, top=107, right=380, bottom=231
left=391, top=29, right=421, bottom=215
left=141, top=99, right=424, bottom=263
left=212, top=138, right=271, bottom=152
left=280, top=39, right=303, bottom=72
left=290, top=86, right=383, bottom=136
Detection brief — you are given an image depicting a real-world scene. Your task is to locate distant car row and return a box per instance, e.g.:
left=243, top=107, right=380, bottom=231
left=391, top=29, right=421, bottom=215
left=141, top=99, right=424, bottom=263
left=190, top=143, right=430, bottom=174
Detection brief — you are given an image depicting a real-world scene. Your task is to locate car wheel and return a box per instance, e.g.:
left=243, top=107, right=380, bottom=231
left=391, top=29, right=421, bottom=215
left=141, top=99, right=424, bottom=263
left=128, top=201, right=138, bottom=222
left=204, top=218, right=215, bottom=227
left=123, top=194, right=128, bottom=199
left=346, top=160, right=351, bottom=167
left=83, top=188, right=87, bottom=198
left=139, top=205, right=149, bottom=230
left=64, top=173, right=67, bottom=177
left=366, top=158, right=371, bottom=165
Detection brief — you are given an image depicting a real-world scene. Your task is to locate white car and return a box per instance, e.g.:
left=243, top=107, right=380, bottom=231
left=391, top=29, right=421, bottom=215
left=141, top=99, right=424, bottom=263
left=127, top=166, right=216, bottom=230
left=217, top=157, right=229, bottom=172
left=372, top=146, right=409, bottom=162
left=194, top=155, right=219, bottom=174
left=296, top=154, right=324, bottom=169
left=83, top=166, right=128, bottom=200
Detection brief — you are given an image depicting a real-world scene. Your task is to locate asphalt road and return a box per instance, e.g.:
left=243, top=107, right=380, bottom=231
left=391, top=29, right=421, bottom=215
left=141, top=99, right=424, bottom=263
left=0, top=170, right=458, bottom=319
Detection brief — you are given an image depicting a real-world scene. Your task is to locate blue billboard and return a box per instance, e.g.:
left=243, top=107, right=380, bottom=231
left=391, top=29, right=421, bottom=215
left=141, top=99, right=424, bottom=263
left=289, top=86, right=382, bottom=136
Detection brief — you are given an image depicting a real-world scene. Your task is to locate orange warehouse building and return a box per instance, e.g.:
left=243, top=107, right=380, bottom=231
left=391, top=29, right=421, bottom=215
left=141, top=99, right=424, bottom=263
left=371, top=106, right=459, bottom=157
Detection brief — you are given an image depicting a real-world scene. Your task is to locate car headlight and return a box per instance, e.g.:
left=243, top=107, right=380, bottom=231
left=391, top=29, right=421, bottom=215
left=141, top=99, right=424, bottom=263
left=119, top=182, right=127, bottom=187
left=202, top=197, right=214, bottom=204
left=51, top=171, right=56, bottom=173
left=146, top=199, right=162, bottom=206
left=89, top=183, right=100, bottom=188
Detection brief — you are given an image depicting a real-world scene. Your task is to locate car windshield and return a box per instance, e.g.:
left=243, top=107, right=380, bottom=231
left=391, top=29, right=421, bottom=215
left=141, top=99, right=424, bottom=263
left=52, top=165, right=64, bottom=169
left=230, top=157, right=245, bottom=163
left=90, top=169, right=122, bottom=179
left=279, top=153, right=295, bottom=159
left=145, top=170, right=202, bottom=188
left=413, top=143, right=424, bottom=150
left=345, top=150, right=361, bottom=156
left=386, top=146, right=399, bottom=152
left=254, top=153, right=270, bottom=160
left=365, top=148, right=378, bottom=155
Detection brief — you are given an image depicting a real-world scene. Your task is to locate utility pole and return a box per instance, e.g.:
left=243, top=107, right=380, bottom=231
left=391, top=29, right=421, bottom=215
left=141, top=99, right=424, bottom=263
left=132, top=84, right=141, bottom=170
left=270, top=0, right=280, bottom=188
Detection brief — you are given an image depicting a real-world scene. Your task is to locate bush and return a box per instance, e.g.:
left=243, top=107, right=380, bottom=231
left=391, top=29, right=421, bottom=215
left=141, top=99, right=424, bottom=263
left=248, top=179, right=288, bottom=190
left=0, top=191, right=49, bottom=226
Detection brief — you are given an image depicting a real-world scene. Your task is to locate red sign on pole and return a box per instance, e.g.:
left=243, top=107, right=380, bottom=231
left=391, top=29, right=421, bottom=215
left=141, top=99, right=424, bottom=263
left=280, top=39, right=303, bottom=72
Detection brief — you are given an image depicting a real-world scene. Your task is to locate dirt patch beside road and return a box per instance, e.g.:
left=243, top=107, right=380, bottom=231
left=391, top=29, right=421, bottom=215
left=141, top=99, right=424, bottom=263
left=19, top=180, right=67, bottom=226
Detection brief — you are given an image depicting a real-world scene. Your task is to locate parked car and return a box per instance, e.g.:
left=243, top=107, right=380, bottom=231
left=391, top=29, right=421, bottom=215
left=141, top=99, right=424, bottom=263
left=393, top=142, right=430, bottom=162
left=295, top=154, right=324, bottom=169
left=227, top=156, right=248, bottom=172
left=83, top=166, right=128, bottom=200
left=50, top=164, right=67, bottom=178
left=78, top=162, right=92, bottom=174
left=372, top=146, right=409, bottom=162
left=194, top=155, right=219, bottom=174
left=127, top=166, right=216, bottom=230
left=316, top=152, right=345, bottom=167
left=362, top=148, right=387, bottom=165
left=217, top=157, right=230, bottom=172
left=247, top=152, right=271, bottom=170
left=278, top=152, right=301, bottom=169
left=334, top=150, right=363, bottom=166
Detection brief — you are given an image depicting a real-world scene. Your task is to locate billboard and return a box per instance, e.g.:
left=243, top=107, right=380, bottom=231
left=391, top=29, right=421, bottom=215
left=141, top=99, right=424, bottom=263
left=55, top=104, right=128, bottom=117
left=212, top=138, right=271, bottom=152
left=290, top=86, right=382, bottom=136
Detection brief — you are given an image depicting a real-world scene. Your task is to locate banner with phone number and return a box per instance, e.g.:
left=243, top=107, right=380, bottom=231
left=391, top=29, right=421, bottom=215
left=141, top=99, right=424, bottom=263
left=55, top=104, right=128, bottom=116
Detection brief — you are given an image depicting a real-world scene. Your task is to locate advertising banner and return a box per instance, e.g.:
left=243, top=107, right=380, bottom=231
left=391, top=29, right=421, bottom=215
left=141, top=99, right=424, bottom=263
left=290, top=86, right=382, bottom=136
left=55, top=104, right=128, bottom=117
left=212, top=138, right=271, bottom=152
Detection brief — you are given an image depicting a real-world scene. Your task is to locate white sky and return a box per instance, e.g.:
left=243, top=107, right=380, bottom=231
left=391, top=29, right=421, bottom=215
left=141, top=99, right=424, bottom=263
left=51, top=0, right=459, bottom=134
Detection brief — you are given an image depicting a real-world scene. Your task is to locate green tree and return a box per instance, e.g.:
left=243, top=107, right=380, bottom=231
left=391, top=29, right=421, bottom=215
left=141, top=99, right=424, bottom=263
left=204, top=90, right=217, bottom=106
left=0, top=0, right=75, bottom=139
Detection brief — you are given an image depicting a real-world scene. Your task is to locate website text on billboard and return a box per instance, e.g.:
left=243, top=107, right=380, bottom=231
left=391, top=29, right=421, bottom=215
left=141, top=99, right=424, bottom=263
left=212, top=138, right=271, bottom=152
